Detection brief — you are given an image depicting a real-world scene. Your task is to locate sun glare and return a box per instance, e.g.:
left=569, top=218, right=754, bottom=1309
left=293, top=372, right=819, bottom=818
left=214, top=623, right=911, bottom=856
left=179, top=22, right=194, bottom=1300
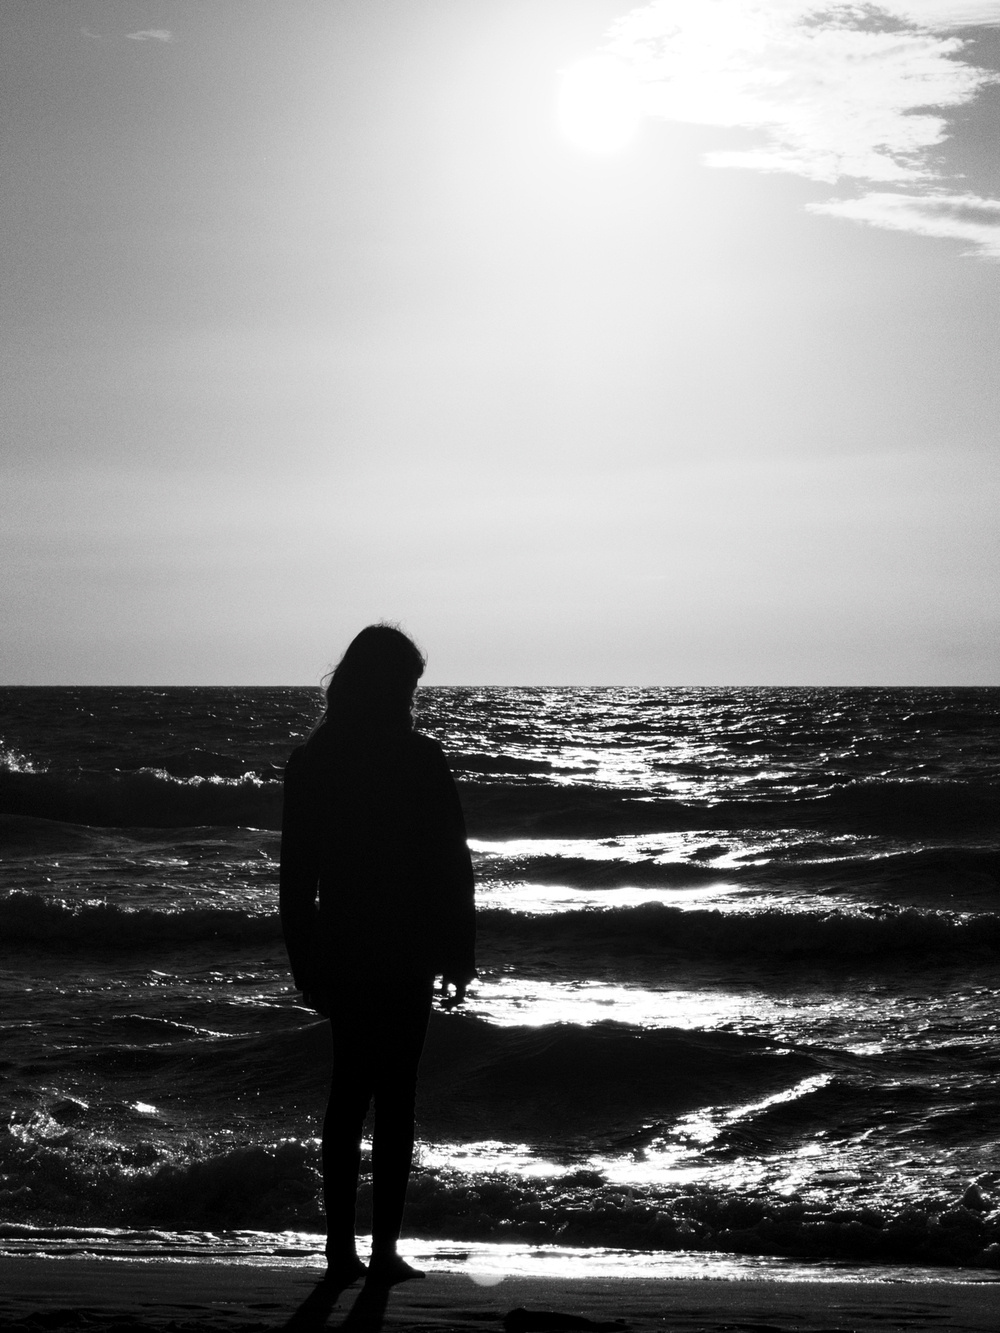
left=557, top=54, right=642, bottom=153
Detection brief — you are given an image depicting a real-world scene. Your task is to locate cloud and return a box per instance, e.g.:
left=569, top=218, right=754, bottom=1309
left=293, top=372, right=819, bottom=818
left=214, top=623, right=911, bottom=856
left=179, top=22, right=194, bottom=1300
left=605, top=2, right=1000, bottom=253
left=893, top=1, right=1000, bottom=24
left=607, top=1, right=997, bottom=184
left=125, top=29, right=176, bottom=43
left=809, top=190, right=1000, bottom=256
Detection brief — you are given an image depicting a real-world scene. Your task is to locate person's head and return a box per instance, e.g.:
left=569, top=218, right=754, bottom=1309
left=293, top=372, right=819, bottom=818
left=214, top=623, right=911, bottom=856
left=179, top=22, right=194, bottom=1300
left=320, top=623, right=426, bottom=733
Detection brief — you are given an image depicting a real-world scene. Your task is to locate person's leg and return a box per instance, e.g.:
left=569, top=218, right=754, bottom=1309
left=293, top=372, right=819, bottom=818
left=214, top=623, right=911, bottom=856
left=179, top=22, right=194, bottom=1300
left=323, top=1006, right=375, bottom=1280
left=367, top=978, right=433, bottom=1283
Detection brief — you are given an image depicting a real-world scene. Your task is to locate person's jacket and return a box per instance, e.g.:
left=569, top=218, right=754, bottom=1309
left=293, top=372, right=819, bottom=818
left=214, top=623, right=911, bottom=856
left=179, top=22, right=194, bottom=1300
left=279, top=723, right=475, bottom=989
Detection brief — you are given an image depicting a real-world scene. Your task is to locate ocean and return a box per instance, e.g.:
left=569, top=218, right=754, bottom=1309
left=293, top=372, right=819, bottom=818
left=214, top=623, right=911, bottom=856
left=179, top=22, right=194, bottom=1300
left=2, top=685, right=999, bottom=1280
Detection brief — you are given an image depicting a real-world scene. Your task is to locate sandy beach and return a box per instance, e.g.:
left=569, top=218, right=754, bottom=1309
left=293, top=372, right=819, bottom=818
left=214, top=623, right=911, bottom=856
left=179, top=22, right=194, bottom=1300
left=1, top=1258, right=998, bottom=1333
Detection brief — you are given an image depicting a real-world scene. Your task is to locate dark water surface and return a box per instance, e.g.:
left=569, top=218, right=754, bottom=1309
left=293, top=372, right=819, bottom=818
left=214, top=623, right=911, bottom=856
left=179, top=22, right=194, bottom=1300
left=2, top=686, right=999, bottom=1275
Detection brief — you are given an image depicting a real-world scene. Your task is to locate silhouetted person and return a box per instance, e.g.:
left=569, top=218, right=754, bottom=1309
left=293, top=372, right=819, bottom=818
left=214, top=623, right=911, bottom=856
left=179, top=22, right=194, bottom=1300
left=279, top=625, right=475, bottom=1288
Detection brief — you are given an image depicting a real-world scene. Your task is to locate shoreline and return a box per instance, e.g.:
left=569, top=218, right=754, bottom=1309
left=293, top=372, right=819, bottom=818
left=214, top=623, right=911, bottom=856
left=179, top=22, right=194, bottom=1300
left=3, top=1257, right=1000, bottom=1333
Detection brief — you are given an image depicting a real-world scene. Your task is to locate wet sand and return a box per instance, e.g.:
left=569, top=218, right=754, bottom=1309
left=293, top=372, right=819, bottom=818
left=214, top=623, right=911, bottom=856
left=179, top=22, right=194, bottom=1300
left=2, top=1257, right=998, bottom=1332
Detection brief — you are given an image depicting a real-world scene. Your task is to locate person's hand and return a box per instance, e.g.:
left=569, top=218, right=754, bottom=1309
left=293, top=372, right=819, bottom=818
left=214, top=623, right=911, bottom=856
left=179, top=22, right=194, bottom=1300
left=439, top=974, right=471, bottom=1009
left=301, top=988, right=331, bottom=1018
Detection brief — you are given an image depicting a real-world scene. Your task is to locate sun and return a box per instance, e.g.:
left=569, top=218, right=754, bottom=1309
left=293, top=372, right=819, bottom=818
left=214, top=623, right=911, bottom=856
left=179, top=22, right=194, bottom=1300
left=557, top=54, right=643, bottom=154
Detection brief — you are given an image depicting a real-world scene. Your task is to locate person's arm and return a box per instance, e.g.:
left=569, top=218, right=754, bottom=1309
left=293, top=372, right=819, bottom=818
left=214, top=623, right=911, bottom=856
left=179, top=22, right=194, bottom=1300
left=428, top=744, right=476, bottom=1003
left=278, top=749, right=323, bottom=995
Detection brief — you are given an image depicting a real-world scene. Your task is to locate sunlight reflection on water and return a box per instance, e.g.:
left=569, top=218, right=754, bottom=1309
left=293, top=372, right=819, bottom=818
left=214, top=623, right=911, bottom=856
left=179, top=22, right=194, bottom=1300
left=7, top=1226, right=991, bottom=1282
left=463, top=976, right=975, bottom=1057
left=470, top=832, right=759, bottom=866
left=466, top=975, right=758, bottom=1028
left=474, top=881, right=749, bottom=914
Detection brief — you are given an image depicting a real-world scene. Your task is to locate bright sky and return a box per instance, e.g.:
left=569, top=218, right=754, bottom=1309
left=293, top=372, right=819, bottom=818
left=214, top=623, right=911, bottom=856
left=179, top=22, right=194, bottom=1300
left=2, top=0, right=998, bottom=685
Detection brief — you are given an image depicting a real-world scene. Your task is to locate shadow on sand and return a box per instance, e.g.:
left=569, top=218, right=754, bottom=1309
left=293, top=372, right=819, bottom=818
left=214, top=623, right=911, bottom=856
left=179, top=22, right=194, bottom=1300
left=282, top=1274, right=391, bottom=1333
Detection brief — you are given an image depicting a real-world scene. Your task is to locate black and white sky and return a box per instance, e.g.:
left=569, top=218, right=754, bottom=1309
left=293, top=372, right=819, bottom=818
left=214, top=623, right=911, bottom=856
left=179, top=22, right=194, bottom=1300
left=3, top=0, right=998, bottom=685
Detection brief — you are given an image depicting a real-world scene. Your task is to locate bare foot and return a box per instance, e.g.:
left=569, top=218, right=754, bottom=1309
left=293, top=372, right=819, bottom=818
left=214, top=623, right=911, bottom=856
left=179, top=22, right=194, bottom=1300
left=323, top=1252, right=367, bottom=1286
left=366, top=1252, right=426, bottom=1286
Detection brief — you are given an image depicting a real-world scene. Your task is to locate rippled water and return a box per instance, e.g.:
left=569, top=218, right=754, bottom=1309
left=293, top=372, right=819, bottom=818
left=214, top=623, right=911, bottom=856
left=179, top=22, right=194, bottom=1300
left=2, top=686, right=999, bottom=1275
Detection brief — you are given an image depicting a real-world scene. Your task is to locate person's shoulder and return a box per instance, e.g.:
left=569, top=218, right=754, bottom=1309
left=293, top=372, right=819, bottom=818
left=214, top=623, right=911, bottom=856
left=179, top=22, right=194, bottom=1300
left=284, top=742, right=320, bottom=778
left=410, top=729, right=442, bottom=750
left=409, top=731, right=449, bottom=765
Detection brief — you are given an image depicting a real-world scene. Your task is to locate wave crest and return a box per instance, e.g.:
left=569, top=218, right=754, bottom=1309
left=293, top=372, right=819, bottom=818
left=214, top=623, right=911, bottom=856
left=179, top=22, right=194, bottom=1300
left=0, top=890, right=278, bottom=948
left=0, top=765, right=282, bottom=830
left=2, top=1128, right=997, bottom=1267
left=480, top=901, right=1000, bottom=960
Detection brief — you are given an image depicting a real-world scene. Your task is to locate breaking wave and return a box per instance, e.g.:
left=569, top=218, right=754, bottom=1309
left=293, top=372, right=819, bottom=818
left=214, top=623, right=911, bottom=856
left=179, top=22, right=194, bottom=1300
left=2, top=1128, right=998, bottom=1268
left=0, top=765, right=282, bottom=830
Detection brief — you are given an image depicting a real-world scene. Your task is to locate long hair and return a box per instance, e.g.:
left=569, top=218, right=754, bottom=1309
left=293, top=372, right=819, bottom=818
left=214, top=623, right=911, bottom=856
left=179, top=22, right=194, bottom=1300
left=314, top=624, right=426, bottom=738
